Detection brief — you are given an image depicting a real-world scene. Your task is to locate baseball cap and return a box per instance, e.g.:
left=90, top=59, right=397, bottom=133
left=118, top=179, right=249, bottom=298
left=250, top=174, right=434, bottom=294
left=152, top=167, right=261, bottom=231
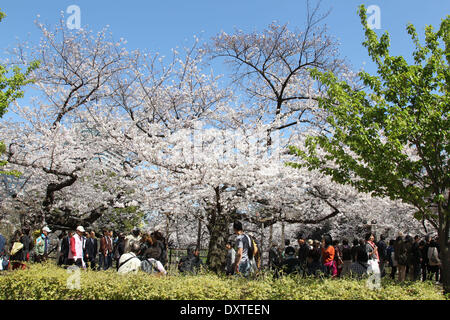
left=76, top=226, right=85, bottom=233
left=42, top=226, right=51, bottom=233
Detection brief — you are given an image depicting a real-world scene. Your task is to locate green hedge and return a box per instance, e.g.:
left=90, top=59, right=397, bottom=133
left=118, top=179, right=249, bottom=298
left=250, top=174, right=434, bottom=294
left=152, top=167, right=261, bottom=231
left=0, top=263, right=447, bottom=300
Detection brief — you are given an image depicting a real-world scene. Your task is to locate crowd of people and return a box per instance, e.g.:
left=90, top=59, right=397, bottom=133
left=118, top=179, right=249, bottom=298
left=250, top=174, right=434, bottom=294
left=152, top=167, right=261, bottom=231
left=0, top=221, right=444, bottom=285
left=0, top=226, right=170, bottom=275
left=257, top=231, right=443, bottom=283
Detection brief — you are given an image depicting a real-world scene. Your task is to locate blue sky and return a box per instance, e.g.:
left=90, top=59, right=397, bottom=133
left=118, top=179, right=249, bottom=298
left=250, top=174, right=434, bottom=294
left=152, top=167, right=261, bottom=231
left=0, top=0, right=448, bottom=95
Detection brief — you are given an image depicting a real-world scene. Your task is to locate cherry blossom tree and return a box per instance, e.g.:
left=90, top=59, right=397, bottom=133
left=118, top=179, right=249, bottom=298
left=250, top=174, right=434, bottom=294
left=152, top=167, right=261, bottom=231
left=0, top=19, right=142, bottom=231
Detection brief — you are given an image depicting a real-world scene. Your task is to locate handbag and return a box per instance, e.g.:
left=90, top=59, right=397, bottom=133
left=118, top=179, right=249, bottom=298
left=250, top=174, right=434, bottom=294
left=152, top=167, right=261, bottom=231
left=11, top=242, right=24, bottom=256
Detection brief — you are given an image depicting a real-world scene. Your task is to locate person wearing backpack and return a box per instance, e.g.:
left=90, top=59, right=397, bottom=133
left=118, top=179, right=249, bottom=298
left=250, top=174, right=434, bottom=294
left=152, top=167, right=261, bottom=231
left=233, top=221, right=252, bottom=277
left=118, top=243, right=141, bottom=274
left=350, top=244, right=369, bottom=278
left=10, top=230, right=25, bottom=270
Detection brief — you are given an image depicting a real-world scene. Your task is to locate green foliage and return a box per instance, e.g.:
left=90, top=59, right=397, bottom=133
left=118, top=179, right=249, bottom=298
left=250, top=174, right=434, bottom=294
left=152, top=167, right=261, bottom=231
left=287, top=5, right=449, bottom=225
left=0, top=263, right=446, bottom=300
left=0, top=141, right=21, bottom=176
left=0, top=60, right=40, bottom=118
left=0, top=9, right=40, bottom=177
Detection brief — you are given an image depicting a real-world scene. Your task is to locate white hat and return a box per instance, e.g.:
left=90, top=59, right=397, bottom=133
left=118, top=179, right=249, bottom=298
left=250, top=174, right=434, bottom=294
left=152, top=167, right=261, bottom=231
left=42, top=226, right=51, bottom=233
left=76, top=226, right=85, bottom=233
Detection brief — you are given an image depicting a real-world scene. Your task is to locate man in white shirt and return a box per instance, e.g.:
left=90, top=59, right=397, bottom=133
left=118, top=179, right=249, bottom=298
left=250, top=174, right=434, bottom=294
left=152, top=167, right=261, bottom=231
left=118, top=243, right=141, bottom=274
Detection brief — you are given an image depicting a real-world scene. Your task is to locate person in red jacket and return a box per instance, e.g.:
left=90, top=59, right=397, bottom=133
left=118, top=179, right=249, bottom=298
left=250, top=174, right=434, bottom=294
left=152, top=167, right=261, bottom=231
left=68, top=226, right=86, bottom=268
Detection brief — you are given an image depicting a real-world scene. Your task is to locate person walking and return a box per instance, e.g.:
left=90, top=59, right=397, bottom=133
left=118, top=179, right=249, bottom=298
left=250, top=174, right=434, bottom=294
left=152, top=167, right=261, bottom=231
left=232, top=221, right=252, bottom=277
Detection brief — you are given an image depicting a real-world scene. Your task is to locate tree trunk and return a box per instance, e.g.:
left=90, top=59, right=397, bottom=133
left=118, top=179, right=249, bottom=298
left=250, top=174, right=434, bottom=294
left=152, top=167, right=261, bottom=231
left=206, top=213, right=230, bottom=273
left=441, top=242, right=449, bottom=295
left=269, top=224, right=273, bottom=247
left=197, top=218, right=202, bottom=250
left=260, top=222, right=264, bottom=268
left=438, top=216, right=449, bottom=294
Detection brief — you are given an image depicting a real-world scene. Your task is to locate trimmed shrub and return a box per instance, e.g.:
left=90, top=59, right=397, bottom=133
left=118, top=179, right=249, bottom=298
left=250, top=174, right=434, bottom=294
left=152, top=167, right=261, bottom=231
left=0, top=262, right=446, bottom=300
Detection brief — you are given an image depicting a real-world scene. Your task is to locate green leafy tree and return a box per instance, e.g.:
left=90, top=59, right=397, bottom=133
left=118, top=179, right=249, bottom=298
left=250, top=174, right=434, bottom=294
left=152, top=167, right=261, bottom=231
left=288, top=6, right=449, bottom=294
left=0, top=9, right=39, bottom=175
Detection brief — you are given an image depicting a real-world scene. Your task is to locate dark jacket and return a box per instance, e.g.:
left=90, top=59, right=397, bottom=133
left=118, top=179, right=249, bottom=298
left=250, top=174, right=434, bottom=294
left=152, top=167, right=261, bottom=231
left=281, top=255, right=302, bottom=275
left=113, top=239, right=125, bottom=260
left=297, top=243, right=310, bottom=264
left=155, top=240, right=167, bottom=266
left=394, top=238, right=408, bottom=266
left=178, top=247, right=202, bottom=274
left=85, top=238, right=98, bottom=260
left=61, top=236, right=70, bottom=258
left=376, top=240, right=387, bottom=260
left=269, top=246, right=281, bottom=268
left=411, top=241, right=422, bottom=264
